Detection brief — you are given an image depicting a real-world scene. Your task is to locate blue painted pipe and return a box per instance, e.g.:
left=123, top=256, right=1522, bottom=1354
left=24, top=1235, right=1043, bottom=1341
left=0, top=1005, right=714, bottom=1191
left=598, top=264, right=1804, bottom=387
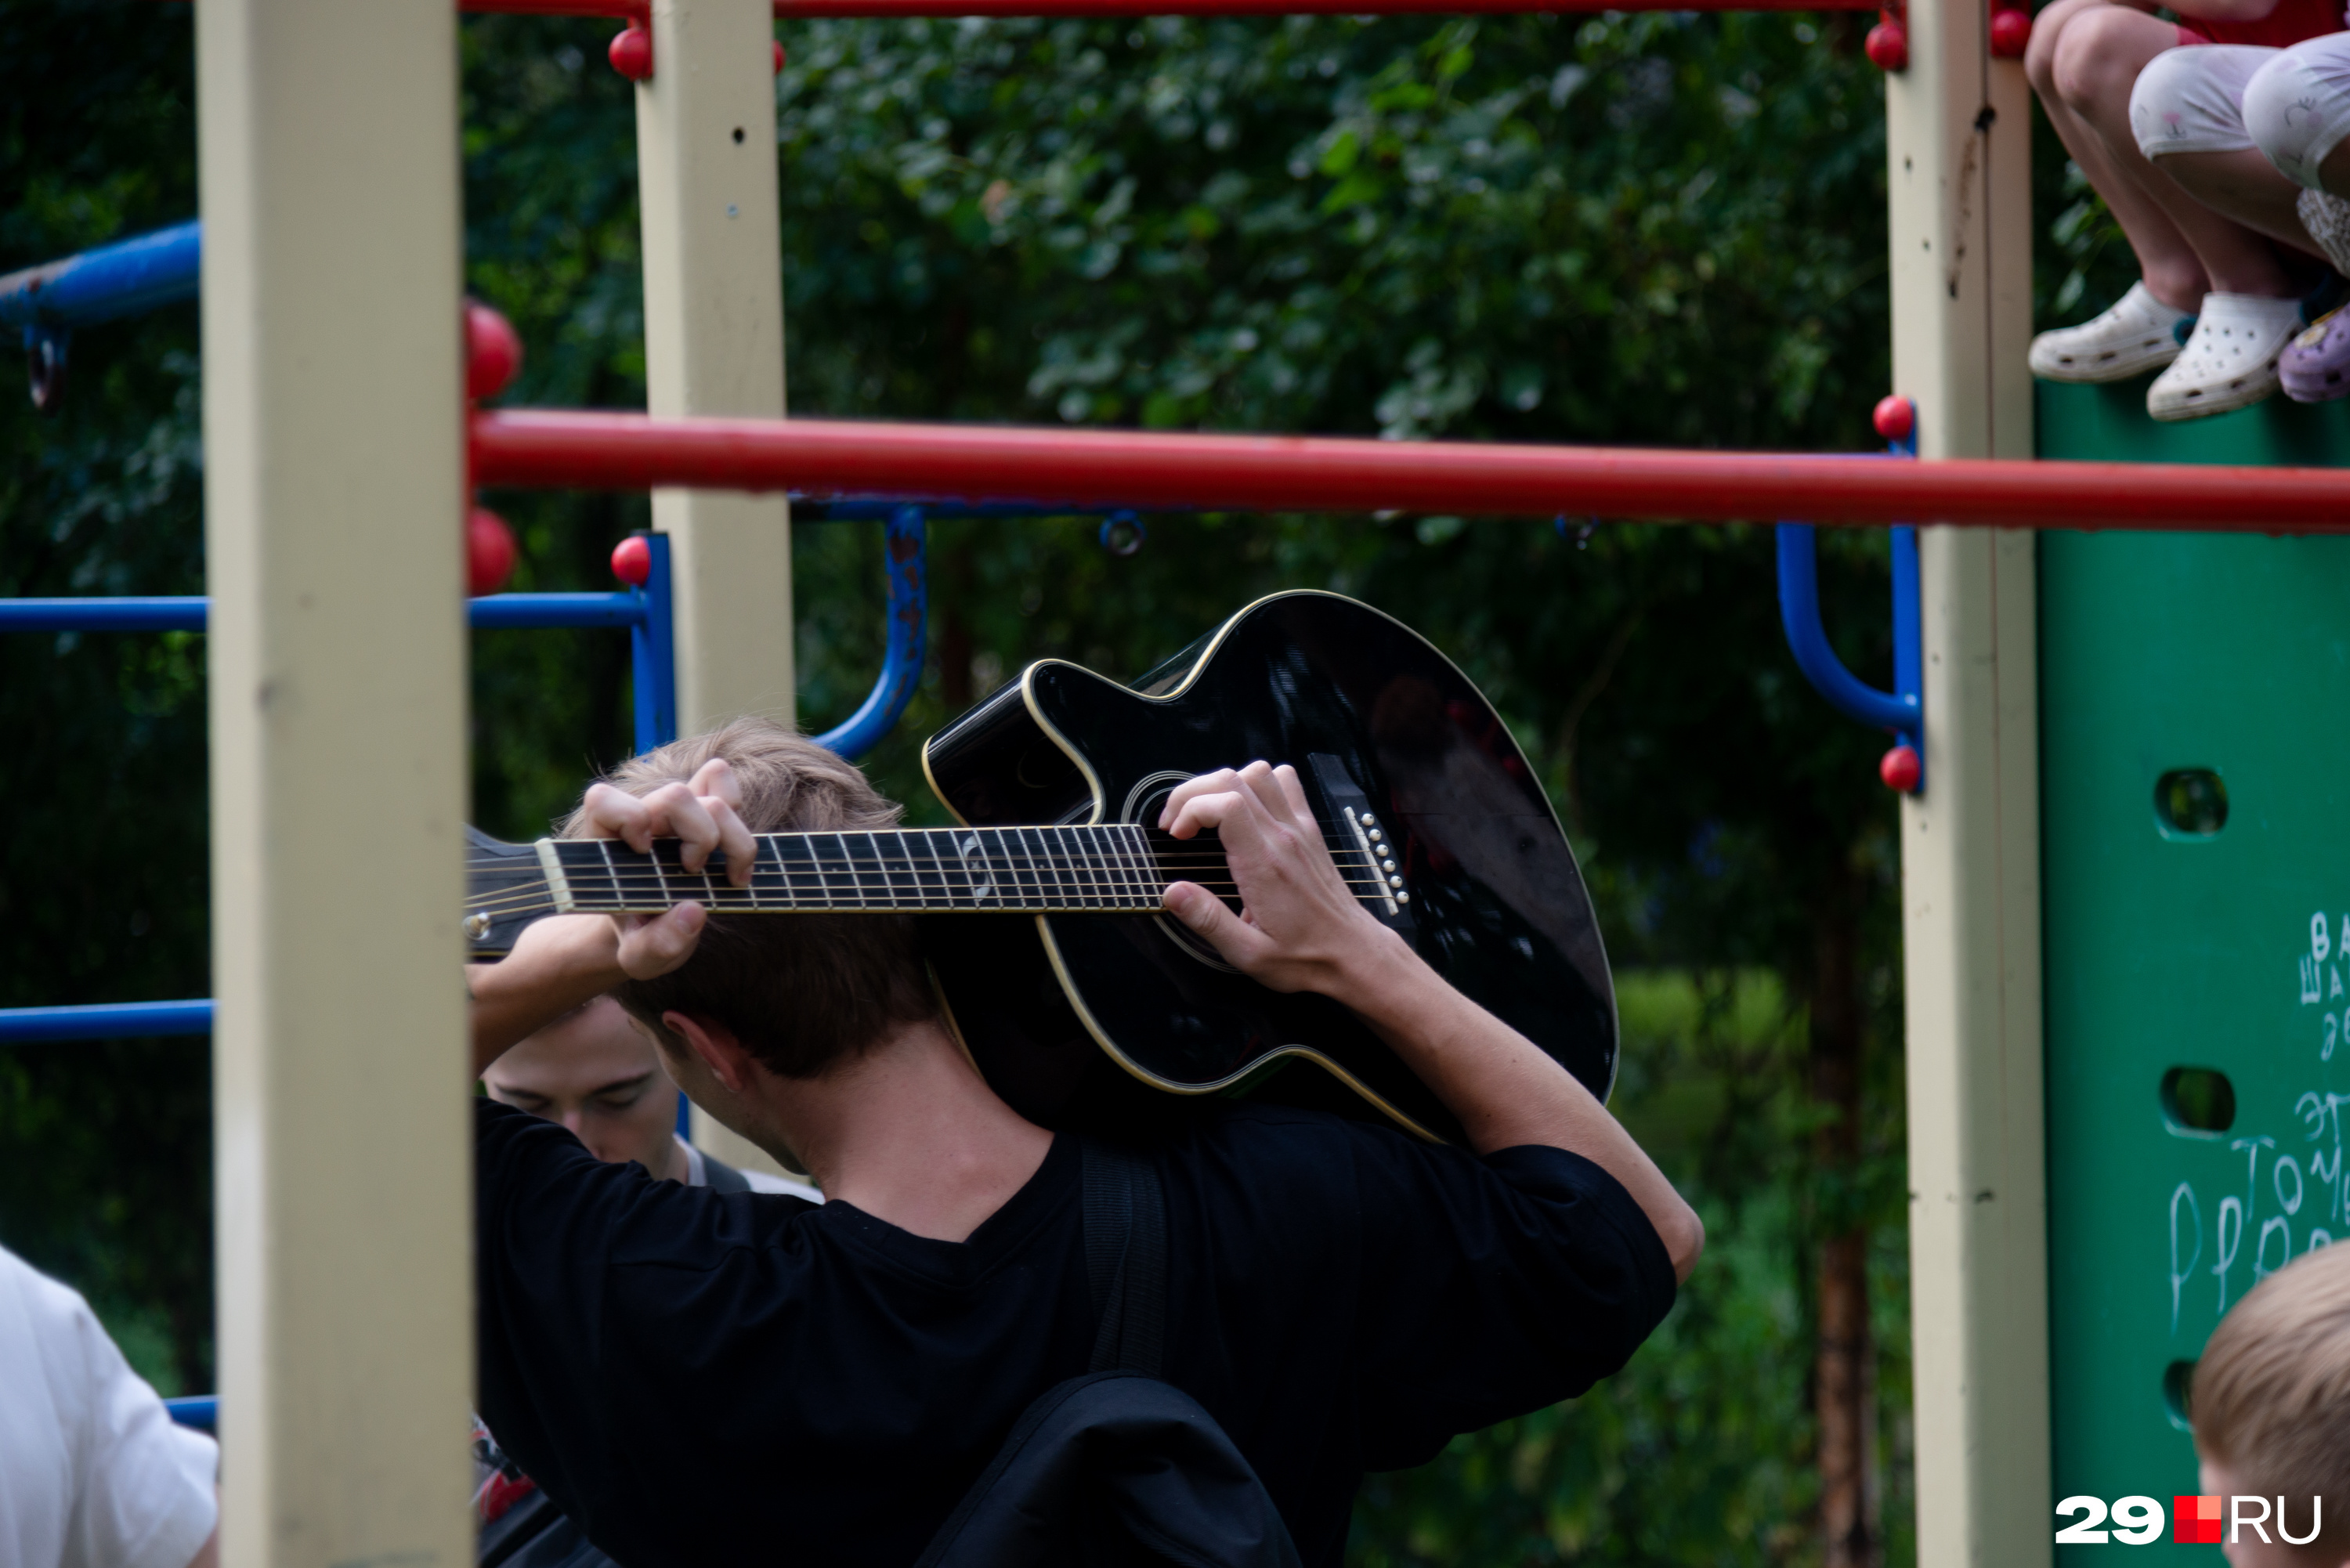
left=812, top=504, right=927, bottom=761
left=164, top=1396, right=217, bottom=1433
left=0, top=570, right=678, bottom=775
left=1774, top=521, right=1922, bottom=750
left=806, top=497, right=1129, bottom=521
left=0, top=598, right=208, bottom=632
left=0, top=222, right=201, bottom=334
left=629, top=531, right=678, bottom=753
left=0, top=591, right=651, bottom=634
left=0, top=1000, right=214, bottom=1044
left=475, top=591, right=647, bottom=630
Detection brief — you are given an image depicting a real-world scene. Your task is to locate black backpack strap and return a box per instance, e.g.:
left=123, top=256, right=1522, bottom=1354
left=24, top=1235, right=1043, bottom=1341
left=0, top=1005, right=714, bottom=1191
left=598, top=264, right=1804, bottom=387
left=1081, top=1140, right=1166, bottom=1378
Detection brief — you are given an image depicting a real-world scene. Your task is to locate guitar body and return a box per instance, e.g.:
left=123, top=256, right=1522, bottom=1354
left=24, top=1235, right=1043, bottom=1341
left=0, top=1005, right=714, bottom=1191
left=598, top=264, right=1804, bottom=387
left=919, top=591, right=1616, bottom=1143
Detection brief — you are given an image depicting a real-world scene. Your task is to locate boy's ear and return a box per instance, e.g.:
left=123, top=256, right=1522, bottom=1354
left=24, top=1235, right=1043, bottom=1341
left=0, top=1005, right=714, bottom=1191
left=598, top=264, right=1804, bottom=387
left=662, top=1011, right=758, bottom=1096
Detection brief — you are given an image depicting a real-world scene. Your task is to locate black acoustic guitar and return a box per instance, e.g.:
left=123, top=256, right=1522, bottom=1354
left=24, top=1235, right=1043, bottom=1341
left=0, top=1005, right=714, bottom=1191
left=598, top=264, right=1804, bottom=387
left=467, top=591, right=1616, bottom=1143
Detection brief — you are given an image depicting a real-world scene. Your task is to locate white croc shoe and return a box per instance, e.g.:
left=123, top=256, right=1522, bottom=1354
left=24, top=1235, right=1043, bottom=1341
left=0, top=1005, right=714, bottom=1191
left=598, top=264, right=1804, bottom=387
left=2146, top=292, right=2302, bottom=421
left=2028, top=281, right=2194, bottom=383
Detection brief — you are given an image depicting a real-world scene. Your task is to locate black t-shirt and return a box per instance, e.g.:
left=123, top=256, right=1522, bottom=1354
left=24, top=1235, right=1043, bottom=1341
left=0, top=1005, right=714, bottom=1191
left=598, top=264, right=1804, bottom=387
left=475, top=1096, right=1676, bottom=1568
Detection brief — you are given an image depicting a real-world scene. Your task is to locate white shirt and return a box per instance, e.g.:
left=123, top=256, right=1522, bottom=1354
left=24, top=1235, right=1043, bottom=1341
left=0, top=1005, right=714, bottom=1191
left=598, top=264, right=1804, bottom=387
left=674, top=1134, right=822, bottom=1201
left=0, top=1243, right=217, bottom=1568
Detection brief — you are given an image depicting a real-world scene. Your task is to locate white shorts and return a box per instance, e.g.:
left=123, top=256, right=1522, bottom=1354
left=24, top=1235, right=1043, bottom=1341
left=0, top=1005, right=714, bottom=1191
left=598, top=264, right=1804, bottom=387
left=2131, top=34, right=2350, bottom=189
left=2131, top=43, right=2272, bottom=157
left=2246, top=32, right=2350, bottom=188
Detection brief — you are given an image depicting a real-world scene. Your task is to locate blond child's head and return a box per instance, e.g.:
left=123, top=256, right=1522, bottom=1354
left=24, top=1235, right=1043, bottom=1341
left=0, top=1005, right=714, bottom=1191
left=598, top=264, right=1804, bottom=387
left=2193, top=1241, right=2350, bottom=1564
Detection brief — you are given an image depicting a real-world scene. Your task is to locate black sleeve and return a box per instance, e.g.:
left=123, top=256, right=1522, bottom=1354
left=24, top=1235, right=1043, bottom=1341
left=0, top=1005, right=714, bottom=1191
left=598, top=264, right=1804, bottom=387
left=1343, top=1129, right=1677, bottom=1471
left=471, top=1098, right=815, bottom=1564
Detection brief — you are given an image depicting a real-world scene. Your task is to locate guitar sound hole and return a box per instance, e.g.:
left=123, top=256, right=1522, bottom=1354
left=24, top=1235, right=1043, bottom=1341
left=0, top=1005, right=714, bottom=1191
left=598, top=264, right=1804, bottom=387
left=1130, top=782, right=1241, bottom=973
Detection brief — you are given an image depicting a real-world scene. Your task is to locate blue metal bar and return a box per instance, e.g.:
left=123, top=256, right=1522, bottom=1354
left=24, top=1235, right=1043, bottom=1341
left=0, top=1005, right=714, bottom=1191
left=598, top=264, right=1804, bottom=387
left=0, top=1000, right=214, bottom=1045
left=0, top=222, right=202, bottom=334
left=2, top=558, right=679, bottom=1045
left=1773, top=524, right=1917, bottom=739
left=164, top=1396, right=217, bottom=1433
left=1771, top=429, right=1924, bottom=788
left=0, top=591, right=649, bottom=634
left=1890, top=523, right=1920, bottom=720
left=0, top=598, right=207, bottom=632
left=812, top=504, right=927, bottom=761
left=471, top=591, right=646, bottom=629
left=631, top=532, right=678, bottom=753
left=801, top=497, right=1131, bottom=521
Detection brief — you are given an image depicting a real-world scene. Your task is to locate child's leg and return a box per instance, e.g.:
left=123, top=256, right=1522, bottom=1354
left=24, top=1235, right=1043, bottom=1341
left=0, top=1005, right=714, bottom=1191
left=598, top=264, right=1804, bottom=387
left=2244, top=35, right=2350, bottom=199
left=2052, top=9, right=2302, bottom=301
left=2026, top=0, right=2212, bottom=309
left=2241, top=38, right=2350, bottom=403
left=2135, top=45, right=2322, bottom=260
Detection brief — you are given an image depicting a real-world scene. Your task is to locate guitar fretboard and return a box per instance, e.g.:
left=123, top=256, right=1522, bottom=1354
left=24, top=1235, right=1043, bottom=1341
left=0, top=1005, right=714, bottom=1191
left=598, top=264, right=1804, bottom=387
left=538, top=824, right=1180, bottom=916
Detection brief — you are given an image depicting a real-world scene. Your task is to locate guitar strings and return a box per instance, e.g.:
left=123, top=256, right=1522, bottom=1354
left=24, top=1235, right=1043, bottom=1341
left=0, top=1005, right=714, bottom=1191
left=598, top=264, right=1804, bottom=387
left=463, top=839, right=1393, bottom=869
left=461, top=839, right=1374, bottom=868
left=458, top=863, right=1403, bottom=913
left=460, top=888, right=1398, bottom=925
left=460, top=854, right=1401, bottom=888
left=457, top=876, right=1401, bottom=918
left=461, top=855, right=1407, bottom=902
left=461, top=826, right=1412, bottom=921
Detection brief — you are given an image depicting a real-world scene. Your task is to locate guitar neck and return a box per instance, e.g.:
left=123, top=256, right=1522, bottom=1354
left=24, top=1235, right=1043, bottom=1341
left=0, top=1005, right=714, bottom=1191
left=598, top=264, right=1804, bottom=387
left=535, top=823, right=1180, bottom=916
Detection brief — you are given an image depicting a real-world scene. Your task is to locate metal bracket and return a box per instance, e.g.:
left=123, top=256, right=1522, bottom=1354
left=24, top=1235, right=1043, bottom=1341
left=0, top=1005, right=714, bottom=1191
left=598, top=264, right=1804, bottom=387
left=812, top=503, right=928, bottom=761
left=1774, top=414, right=1923, bottom=793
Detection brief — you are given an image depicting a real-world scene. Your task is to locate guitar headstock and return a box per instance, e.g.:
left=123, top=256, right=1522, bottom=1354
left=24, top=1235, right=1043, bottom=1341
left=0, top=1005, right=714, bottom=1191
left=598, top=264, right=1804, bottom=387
left=464, top=826, right=554, bottom=959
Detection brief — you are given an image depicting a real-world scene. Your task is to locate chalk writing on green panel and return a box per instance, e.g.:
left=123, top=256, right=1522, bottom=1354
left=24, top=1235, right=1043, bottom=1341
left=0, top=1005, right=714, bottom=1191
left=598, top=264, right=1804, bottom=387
left=2038, top=378, right=2350, bottom=1563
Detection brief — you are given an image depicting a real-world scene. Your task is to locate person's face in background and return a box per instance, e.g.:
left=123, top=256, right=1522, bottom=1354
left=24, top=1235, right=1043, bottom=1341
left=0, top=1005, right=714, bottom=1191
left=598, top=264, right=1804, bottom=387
left=484, top=996, right=687, bottom=1182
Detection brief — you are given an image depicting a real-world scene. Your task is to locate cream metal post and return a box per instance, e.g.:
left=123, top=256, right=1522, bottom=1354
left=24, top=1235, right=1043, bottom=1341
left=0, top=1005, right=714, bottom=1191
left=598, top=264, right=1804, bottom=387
left=1885, top=0, right=2049, bottom=1563
left=636, top=0, right=795, bottom=734
left=637, top=0, right=801, bottom=1176
left=197, top=3, right=471, bottom=1563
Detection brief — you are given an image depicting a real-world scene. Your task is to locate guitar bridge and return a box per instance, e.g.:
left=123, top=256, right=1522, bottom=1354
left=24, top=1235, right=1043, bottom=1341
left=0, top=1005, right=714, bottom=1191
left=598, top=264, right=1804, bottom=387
left=1307, top=753, right=1412, bottom=930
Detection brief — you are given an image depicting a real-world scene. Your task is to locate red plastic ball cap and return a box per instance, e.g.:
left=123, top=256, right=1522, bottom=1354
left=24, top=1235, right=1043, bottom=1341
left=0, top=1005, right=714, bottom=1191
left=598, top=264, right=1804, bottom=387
left=610, top=533, right=653, bottom=587
left=465, top=302, right=522, bottom=402
left=468, top=508, right=519, bottom=597
left=774, top=40, right=787, bottom=73
left=609, top=21, right=653, bottom=81
left=1880, top=744, right=1923, bottom=794
left=1988, top=6, right=2032, bottom=56
left=1872, top=394, right=1915, bottom=442
left=1865, top=17, right=1909, bottom=71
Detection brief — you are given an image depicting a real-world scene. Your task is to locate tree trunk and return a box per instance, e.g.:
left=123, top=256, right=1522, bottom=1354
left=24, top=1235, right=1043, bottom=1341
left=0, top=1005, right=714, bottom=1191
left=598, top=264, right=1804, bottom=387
left=1812, top=873, right=1878, bottom=1568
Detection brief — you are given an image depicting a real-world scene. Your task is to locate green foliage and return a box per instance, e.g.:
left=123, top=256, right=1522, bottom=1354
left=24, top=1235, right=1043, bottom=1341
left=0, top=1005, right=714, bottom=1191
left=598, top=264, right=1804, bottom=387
left=0, top=0, right=211, bottom=1395
left=769, top=10, right=1887, bottom=444
left=1350, top=963, right=1912, bottom=1568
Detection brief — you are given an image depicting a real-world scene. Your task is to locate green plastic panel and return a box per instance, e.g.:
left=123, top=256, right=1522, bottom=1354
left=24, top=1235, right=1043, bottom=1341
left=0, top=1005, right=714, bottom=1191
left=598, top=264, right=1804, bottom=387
left=2039, top=379, right=2350, bottom=1562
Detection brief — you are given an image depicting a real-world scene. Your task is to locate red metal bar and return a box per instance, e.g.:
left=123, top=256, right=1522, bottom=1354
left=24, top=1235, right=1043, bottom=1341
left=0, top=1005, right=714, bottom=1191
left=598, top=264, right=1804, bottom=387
left=168, top=0, right=1879, bottom=18
left=771, top=0, right=1868, bottom=13
left=470, top=410, right=2350, bottom=533
left=459, top=1, right=650, bottom=16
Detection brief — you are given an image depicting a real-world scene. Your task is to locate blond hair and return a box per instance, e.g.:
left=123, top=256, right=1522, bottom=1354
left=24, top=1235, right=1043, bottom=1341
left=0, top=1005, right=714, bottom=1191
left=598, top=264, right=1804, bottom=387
left=2194, top=1240, right=2350, bottom=1550
left=562, top=719, right=937, bottom=1078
